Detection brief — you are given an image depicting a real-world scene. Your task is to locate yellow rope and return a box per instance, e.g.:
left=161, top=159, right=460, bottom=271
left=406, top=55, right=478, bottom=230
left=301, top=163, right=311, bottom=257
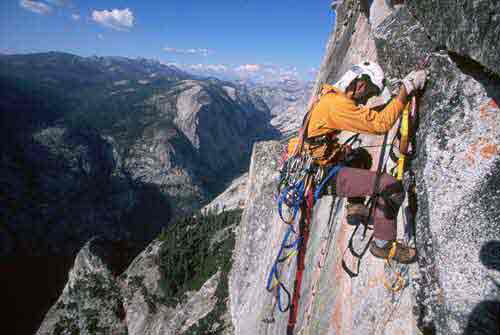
left=396, top=154, right=406, bottom=181
left=396, top=103, right=410, bottom=180
left=383, top=242, right=406, bottom=292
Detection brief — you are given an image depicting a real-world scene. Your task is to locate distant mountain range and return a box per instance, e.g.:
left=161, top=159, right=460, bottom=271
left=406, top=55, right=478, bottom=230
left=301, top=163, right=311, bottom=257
left=0, top=51, right=312, bottom=334
left=0, top=52, right=189, bottom=84
left=0, top=51, right=289, bottom=257
left=174, top=62, right=313, bottom=134
left=0, top=51, right=313, bottom=259
left=175, top=62, right=315, bottom=84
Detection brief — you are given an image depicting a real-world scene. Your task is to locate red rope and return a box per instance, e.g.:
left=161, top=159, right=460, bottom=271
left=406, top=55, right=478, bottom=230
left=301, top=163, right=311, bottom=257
left=287, top=187, right=314, bottom=335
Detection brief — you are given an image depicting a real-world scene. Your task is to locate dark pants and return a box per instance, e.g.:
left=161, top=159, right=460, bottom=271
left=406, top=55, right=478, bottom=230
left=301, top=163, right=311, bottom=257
left=335, top=167, right=403, bottom=241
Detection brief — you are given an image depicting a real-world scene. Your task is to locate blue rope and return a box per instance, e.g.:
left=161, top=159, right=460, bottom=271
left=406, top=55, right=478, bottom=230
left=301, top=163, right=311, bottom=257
left=268, top=163, right=342, bottom=315
left=277, top=282, right=291, bottom=312
left=266, top=226, right=295, bottom=291
left=314, top=165, right=343, bottom=201
left=266, top=224, right=302, bottom=312
left=277, top=180, right=305, bottom=224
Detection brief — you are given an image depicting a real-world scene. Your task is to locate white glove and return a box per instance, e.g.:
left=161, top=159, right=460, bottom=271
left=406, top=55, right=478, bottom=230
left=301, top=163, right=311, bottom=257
left=402, top=70, right=427, bottom=95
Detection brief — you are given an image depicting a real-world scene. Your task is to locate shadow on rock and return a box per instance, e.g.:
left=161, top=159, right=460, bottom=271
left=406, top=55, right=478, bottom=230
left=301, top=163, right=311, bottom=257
left=0, top=133, right=173, bottom=334
left=480, top=240, right=500, bottom=273
left=463, top=241, right=500, bottom=335
left=464, top=300, right=500, bottom=335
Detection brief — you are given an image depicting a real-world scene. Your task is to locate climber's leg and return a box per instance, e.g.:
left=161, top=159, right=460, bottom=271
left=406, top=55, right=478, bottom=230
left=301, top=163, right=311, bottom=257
left=335, top=167, right=398, bottom=239
left=335, top=167, right=415, bottom=263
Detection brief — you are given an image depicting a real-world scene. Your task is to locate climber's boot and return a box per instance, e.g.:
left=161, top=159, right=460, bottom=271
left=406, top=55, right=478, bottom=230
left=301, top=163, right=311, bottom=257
left=346, top=203, right=369, bottom=226
left=370, top=240, right=417, bottom=264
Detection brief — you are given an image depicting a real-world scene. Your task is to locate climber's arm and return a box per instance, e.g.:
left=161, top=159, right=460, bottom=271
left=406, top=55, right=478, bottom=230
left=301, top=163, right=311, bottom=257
left=327, top=86, right=408, bottom=135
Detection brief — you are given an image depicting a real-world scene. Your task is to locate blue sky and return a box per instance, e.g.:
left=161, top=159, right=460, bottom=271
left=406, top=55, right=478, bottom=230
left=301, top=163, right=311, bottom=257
left=0, top=0, right=336, bottom=79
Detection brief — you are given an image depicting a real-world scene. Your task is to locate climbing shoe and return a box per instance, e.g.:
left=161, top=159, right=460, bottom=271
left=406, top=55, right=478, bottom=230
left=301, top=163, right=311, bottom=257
left=346, top=203, right=369, bottom=226
left=370, top=240, right=416, bottom=264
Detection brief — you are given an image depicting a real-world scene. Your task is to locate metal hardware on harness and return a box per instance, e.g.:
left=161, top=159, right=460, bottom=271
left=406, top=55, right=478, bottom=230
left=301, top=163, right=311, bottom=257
left=305, top=135, right=339, bottom=146
left=280, top=154, right=316, bottom=192
left=314, top=166, right=325, bottom=185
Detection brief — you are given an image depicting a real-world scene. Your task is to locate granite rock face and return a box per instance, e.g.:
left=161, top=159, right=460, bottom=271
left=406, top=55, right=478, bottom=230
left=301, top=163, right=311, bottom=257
left=407, top=0, right=500, bottom=76
left=375, top=6, right=500, bottom=334
left=172, top=80, right=275, bottom=177
left=36, top=237, right=129, bottom=335
left=229, top=138, right=417, bottom=335
left=229, top=1, right=500, bottom=335
left=35, top=237, right=221, bottom=335
left=249, top=79, right=314, bottom=136
left=202, top=173, right=249, bottom=214
left=122, top=242, right=222, bottom=335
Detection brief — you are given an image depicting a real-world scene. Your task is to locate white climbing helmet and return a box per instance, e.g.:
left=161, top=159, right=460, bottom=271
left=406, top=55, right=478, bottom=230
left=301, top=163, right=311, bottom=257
left=335, top=61, right=385, bottom=93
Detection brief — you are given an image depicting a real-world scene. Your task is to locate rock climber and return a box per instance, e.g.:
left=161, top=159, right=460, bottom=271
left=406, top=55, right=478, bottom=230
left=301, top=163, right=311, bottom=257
left=290, top=61, right=426, bottom=264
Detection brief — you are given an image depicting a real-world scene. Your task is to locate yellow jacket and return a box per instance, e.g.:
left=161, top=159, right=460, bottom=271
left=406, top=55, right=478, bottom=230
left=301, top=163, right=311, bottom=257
left=288, top=84, right=405, bottom=166
left=307, top=84, right=404, bottom=137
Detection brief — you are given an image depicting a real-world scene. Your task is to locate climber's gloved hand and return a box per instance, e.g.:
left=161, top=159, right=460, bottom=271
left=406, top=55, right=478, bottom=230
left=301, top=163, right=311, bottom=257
left=402, top=70, right=427, bottom=95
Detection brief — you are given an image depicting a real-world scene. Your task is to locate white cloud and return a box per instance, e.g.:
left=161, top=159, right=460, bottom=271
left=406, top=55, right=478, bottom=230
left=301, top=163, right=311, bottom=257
left=206, top=64, right=228, bottom=72
left=187, top=64, right=204, bottom=70
left=235, top=64, right=261, bottom=72
left=20, top=0, right=52, bottom=15
left=71, top=13, right=80, bottom=20
left=97, top=34, right=104, bottom=40
left=46, top=0, right=68, bottom=6
left=163, top=47, right=213, bottom=57
left=176, top=62, right=308, bottom=83
left=187, top=64, right=227, bottom=72
left=92, top=8, right=134, bottom=31
left=158, top=60, right=178, bottom=67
